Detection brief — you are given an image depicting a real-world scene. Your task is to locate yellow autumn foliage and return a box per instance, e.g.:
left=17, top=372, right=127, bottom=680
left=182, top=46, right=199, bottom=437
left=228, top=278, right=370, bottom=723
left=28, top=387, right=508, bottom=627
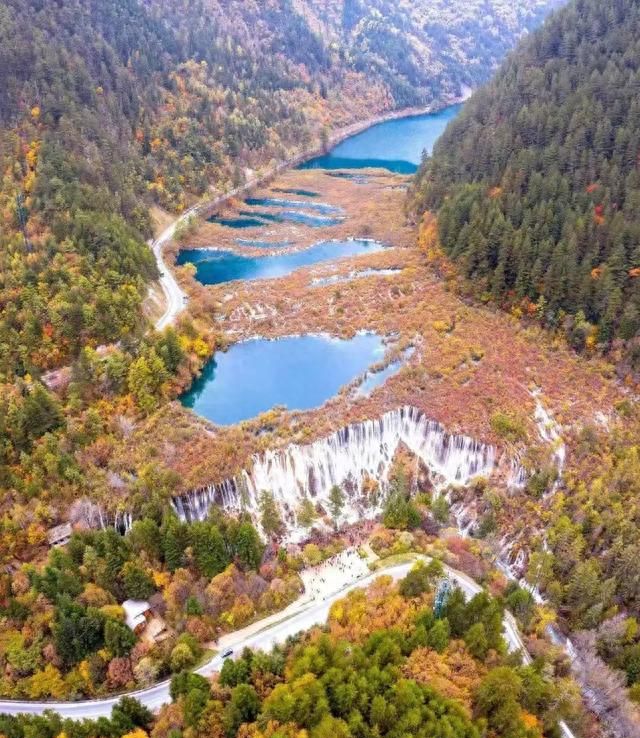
left=153, top=570, right=171, bottom=589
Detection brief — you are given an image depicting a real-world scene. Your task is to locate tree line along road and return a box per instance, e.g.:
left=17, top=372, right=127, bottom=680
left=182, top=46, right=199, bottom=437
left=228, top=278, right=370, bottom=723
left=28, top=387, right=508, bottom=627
left=0, top=555, right=574, bottom=738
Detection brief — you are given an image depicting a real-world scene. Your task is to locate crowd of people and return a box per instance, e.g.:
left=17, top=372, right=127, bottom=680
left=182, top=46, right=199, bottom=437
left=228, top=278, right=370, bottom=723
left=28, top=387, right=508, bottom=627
left=301, top=547, right=371, bottom=601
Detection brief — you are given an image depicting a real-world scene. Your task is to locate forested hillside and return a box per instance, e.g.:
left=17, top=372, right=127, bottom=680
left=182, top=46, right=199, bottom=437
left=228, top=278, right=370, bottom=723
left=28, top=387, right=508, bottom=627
left=293, top=0, right=560, bottom=107
left=0, top=0, right=555, bottom=569
left=0, top=563, right=580, bottom=736
left=0, top=0, right=557, bottom=379
left=0, top=0, right=566, bottom=706
left=411, top=0, right=640, bottom=353
left=0, top=0, right=559, bottom=576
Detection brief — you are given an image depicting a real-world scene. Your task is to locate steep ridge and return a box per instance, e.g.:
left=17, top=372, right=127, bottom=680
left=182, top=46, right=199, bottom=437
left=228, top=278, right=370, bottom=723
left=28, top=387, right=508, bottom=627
left=411, top=0, right=640, bottom=356
left=291, top=0, right=560, bottom=105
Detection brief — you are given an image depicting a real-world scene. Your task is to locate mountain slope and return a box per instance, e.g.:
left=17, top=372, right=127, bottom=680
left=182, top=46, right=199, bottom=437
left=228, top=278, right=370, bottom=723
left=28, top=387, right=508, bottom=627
left=411, top=0, right=640, bottom=352
left=0, top=0, right=557, bottom=378
left=296, top=0, right=561, bottom=106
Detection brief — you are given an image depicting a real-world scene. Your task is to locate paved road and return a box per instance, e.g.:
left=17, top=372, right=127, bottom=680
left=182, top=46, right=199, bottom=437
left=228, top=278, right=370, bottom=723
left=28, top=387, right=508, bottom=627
left=0, top=555, right=577, bottom=738
left=149, top=102, right=449, bottom=332
left=151, top=211, right=191, bottom=332
left=0, top=558, right=528, bottom=719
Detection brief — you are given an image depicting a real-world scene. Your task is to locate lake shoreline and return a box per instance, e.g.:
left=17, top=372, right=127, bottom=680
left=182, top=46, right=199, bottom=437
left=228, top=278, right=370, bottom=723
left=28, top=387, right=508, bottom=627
left=181, top=332, right=387, bottom=426
left=178, top=238, right=388, bottom=287
left=169, top=93, right=470, bottom=230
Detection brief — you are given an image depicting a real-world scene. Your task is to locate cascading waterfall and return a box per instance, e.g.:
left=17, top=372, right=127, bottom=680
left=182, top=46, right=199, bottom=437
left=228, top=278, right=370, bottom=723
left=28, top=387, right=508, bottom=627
left=97, top=508, right=133, bottom=534
left=506, top=390, right=565, bottom=493
left=173, top=395, right=578, bottom=738
left=494, top=401, right=580, bottom=738
left=70, top=495, right=134, bottom=535
left=534, top=393, right=566, bottom=487
left=498, top=392, right=567, bottom=576
left=173, top=406, right=496, bottom=540
left=508, top=457, right=528, bottom=488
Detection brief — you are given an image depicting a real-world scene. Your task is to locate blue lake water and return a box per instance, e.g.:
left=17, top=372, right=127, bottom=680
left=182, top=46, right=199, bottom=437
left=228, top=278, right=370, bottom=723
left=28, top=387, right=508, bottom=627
left=235, top=239, right=293, bottom=248
left=177, top=239, right=386, bottom=285
left=210, top=216, right=266, bottom=229
left=273, top=188, right=319, bottom=198
left=326, top=172, right=370, bottom=184
left=209, top=206, right=343, bottom=230
left=181, top=333, right=385, bottom=425
left=180, top=107, right=462, bottom=425
left=238, top=209, right=343, bottom=227
left=300, top=104, right=462, bottom=173
left=355, top=348, right=415, bottom=397
left=245, top=198, right=342, bottom=215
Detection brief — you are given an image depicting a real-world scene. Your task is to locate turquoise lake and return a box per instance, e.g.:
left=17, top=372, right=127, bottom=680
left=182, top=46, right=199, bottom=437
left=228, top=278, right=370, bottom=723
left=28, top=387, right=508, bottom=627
left=300, top=103, right=462, bottom=173
left=235, top=239, right=293, bottom=248
left=208, top=200, right=343, bottom=229
left=244, top=198, right=342, bottom=215
left=273, top=188, right=319, bottom=197
left=181, top=334, right=385, bottom=425
left=181, top=105, right=460, bottom=424
left=177, top=239, right=386, bottom=285
left=237, top=209, right=343, bottom=227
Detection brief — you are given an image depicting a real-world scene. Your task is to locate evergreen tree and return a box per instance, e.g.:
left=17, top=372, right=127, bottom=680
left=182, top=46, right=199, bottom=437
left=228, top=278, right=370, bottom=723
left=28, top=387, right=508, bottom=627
left=259, top=491, right=284, bottom=540
left=104, top=618, right=137, bottom=657
left=122, top=562, right=155, bottom=600
left=189, top=521, right=229, bottom=579
left=297, top=496, right=318, bottom=529
left=411, top=0, right=640, bottom=347
left=427, top=619, right=451, bottom=653
left=328, top=485, right=346, bottom=529
left=232, top=522, right=264, bottom=571
left=162, top=515, right=187, bottom=572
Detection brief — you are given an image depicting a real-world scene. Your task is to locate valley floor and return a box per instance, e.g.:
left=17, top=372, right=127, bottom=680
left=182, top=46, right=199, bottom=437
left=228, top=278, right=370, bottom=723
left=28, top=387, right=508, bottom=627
left=141, top=166, right=622, bottom=497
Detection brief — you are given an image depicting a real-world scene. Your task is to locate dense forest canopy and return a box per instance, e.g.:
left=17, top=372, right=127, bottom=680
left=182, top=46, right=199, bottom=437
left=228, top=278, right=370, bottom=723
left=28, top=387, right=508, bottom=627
left=291, top=0, right=561, bottom=107
left=0, top=564, right=579, bottom=737
left=411, top=0, right=640, bottom=351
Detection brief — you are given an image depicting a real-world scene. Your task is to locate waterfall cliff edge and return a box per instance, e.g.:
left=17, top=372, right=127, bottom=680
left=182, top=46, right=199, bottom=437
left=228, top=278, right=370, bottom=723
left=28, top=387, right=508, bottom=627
left=172, top=406, right=498, bottom=540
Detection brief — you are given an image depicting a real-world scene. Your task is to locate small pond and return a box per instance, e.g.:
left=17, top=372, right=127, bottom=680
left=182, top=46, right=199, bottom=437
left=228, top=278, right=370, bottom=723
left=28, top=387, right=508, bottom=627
left=181, top=333, right=386, bottom=425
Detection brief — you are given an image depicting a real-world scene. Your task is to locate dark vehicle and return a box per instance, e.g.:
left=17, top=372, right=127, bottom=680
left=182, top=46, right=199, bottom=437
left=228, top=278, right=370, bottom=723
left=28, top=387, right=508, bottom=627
left=222, top=649, right=233, bottom=659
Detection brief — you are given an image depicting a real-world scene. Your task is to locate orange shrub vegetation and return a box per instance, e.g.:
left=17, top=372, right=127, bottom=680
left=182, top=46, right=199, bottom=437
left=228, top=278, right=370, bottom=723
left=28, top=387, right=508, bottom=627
left=327, top=575, right=431, bottom=642
left=402, top=642, right=486, bottom=714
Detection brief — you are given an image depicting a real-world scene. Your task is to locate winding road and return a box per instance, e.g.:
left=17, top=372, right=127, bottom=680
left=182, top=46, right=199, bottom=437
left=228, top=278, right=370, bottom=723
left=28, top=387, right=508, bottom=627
left=0, top=557, right=532, bottom=719
left=149, top=100, right=464, bottom=332
left=152, top=214, right=190, bottom=332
